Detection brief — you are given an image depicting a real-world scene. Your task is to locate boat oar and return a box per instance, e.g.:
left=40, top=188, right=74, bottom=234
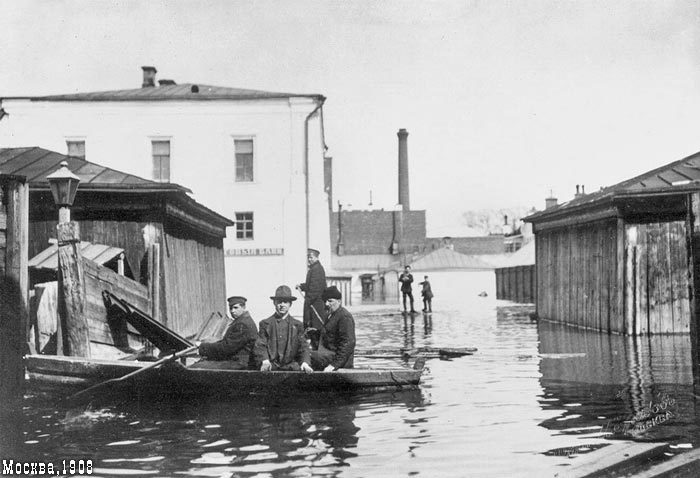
left=66, top=345, right=199, bottom=406
left=355, top=346, right=476, bottom=359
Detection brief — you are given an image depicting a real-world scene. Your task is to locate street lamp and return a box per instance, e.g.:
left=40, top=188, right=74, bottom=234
left=47, top=161, right=80, bottom=223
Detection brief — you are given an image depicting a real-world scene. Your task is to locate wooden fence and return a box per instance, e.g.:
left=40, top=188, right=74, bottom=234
left=495, top=265, right=536, bottom=303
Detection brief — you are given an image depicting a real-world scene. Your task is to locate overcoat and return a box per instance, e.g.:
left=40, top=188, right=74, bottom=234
left=318, top=306, right=356, bottom=369
left=254, top=314, right=311, bottom=368
left=198, top=311, right=257, bottom=369
left=300, top=261, right=327, bottom=329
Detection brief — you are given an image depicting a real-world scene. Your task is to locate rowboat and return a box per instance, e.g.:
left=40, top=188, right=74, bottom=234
left=25, top=354, right=425, bottom=403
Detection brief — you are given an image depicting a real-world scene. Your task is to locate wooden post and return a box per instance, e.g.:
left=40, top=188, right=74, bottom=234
left=686, top=193, right=700, bottom=379
left=0, top=177, right=29, bottom=409
left=149, top=243, right=161, bottom=323
left=57, top=222, right=91, bottom=357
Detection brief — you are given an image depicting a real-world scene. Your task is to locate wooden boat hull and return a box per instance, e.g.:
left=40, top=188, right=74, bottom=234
left=25, top=354, right=424, bottom=400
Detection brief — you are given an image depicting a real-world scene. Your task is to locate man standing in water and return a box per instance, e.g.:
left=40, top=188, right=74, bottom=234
left=398, top=265, right=416, bottom=313
left=310, top=286, right=356, bottom=372
left=255, top=285, right=313, bottom=372
left=420, top=275, right=433, bottom=312
left=297, top=248, right=326, bottom=347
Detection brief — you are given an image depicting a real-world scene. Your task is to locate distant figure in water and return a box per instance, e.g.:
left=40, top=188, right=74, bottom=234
left=419, top=275, right=433, bottom=312
left=398, top=265, right=416, bottom=313
left=478, top=291, right=488, bottom=297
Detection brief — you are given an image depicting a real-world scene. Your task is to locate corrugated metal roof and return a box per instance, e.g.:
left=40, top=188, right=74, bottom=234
left=409, top=248, right=494, bottom=271
left=0, top=147, right=189, bottom=192
left=526, top=150, right=700, bottom=223
left=4, top=84, right=323, bottom=102
left=29, top=241, right=125, bottom=271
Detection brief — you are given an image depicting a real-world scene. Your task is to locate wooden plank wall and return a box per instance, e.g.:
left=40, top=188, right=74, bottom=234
left=162, top=233, right=226, bottom=338
left=536, top=219, right=620, bottom=332
left=83, top=258, right=149, bottom=347
left=626, top=222, right=689, bottom=334
left=494, top=265, right=536, bottom=303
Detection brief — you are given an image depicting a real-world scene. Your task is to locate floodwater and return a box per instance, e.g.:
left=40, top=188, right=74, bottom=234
left=2, top=270, right=700, bottom=477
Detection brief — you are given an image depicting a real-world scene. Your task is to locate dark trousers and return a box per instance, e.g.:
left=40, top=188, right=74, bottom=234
left=402, top=290, right=415, bottom=312
left=270, top=362, right=301, bottom=371
left=422, top=297, right=432, bottom=312
left=310, top=345, right=335, bottom=371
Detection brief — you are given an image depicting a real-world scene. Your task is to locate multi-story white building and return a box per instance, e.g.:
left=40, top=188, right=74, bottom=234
left=0, top=67, right=331, bottom=314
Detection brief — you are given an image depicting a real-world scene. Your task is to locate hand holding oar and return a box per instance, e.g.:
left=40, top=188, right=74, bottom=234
left=66, top=345, right=199, bottom=407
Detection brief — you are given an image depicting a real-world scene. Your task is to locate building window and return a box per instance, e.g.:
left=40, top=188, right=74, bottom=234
left=235, top=212, right=254, bottom=239
left=152, top=140, right=170, bottom=182
left=66, top=140, right=85, bottom=159
left=234, top=139, right=254, bottom=182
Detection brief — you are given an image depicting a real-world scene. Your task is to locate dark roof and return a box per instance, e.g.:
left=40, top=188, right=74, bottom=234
left=0, top=147, right=233, bottom=230
left=3, top=84, right=324, bottom=102
left=526, top=150, right=700, bottom=223
left=0, top=147, right=190, bottom=193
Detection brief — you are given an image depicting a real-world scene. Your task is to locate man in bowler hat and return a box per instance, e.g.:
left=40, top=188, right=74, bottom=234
left=255, top=285, right=313, bottom=372
left=296, top=248, right=327, bottom=347
left=310, top=286, right=356, bottom=372
left=192, top=296, right=258, bottom=370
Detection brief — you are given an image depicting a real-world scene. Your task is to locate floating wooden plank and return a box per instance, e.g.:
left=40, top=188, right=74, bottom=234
left=564, top=441, right=668, bottom=478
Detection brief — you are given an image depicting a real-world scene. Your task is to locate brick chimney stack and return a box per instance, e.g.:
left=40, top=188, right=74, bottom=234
left=142, top=66, right=157, bottom=88
left=397, top=128, right=410, bottom=211
left=545, top=191, right=558, bottom=209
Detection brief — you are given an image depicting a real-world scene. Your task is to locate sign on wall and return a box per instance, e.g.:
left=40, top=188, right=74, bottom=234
left=225, top=248, right=284, bottom=257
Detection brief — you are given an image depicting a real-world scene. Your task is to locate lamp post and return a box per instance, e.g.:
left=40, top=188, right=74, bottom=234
left=46, top=160, right=90, bottom=357
left=47, top=161, right=80, bottom=223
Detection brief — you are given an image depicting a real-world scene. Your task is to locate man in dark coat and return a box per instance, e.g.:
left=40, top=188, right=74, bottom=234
left=311, top=286, right=356, bottom=371
left=255, top=285, right=313, bottom=372
left=398, top=265, right=416, bottom=313
left=420, top=275, right=433, bottom=312
left=192, top=296, right=258, bottom=370
left=296, top=248, right=326, bottom=346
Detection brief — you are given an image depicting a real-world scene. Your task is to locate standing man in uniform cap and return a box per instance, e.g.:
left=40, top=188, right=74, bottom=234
left=399, top=265, right=416, bottom=313
left=296, top=248, right=326, bottom=348
left=192, top=296, right=258, bottom=370
left=255, top=285, right=313, bottom=372
left=311, top=286, right=356, bottom=372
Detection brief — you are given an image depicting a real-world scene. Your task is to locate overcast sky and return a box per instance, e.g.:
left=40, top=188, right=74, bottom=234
left=3, top=1, right=700, bottom=233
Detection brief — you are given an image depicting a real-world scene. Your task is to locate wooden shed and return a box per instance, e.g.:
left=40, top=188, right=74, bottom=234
left=0, top=147, right=234, bottom=337
left=525, top=152, right=700, bottom=336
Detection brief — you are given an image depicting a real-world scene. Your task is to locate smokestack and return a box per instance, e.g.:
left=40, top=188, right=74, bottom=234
left=397, top=128, right=410, bottom=211
left=141, top=66, right=157, bottom=88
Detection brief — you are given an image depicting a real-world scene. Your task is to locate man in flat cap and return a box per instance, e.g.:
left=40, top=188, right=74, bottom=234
left=311, top=286, right=356, bottom=372
left=296, top=248, right=327, bottom=348
left=192, top=296, right=258, bottom=370
left=255, top=285, right=313, bottom=372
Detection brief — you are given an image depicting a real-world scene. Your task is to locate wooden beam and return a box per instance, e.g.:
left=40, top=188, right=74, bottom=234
left=57, top=222, right=91, bottom=358
left=687, top=192, right=700, bottom=378
left=532, top=206, right=620, bottom=233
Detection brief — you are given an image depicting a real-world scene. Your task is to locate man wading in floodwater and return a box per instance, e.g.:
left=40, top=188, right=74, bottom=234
left=399, top=265, right=416, bottom=313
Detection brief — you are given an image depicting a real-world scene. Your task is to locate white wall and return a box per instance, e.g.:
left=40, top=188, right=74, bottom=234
left=0, top=96, right=331, bottom=318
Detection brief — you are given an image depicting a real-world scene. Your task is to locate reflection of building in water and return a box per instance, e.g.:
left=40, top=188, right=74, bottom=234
left=536, top=321, right=694, bottom=439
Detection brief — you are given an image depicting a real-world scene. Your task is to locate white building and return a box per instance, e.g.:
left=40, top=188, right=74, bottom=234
left=0, top=67, right=331, bottom=315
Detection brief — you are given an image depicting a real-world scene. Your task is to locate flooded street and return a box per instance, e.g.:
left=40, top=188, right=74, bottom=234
left=4, top=271, right=700, bottom=477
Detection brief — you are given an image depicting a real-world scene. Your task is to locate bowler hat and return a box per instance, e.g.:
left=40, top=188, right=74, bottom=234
left=270, top=285, right=297, bottom=301
left=307, top=248, right=320, bottom=257
left=322, top=285, right=342, bottom=301
left=227, top=296, right=247, bottom=306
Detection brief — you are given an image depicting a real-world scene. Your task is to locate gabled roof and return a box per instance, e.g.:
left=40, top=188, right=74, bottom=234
left=0, top=147, right=234, bottom=233
left=3, top=84, right=324, bottom=102
left=409, top=247, right=494, bottom=271
left=526, top=150, right=700, bottom=223
left=0, top=147, right=190, bottom=193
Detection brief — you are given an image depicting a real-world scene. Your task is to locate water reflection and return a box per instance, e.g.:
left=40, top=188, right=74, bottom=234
left=537, top=320, right=697, bottom=447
